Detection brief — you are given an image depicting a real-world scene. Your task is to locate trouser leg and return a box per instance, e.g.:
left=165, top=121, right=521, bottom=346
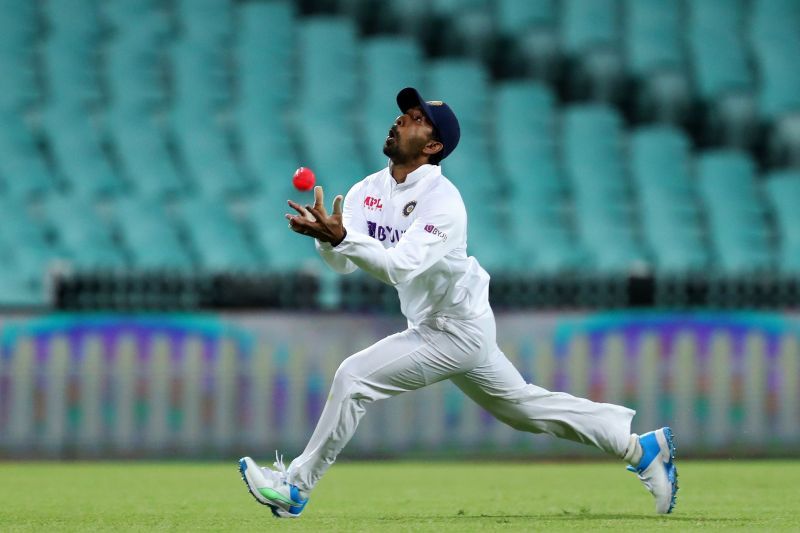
left=288, top=317, right=486, bottom=491
left=451, top=346, right=635, bottom=457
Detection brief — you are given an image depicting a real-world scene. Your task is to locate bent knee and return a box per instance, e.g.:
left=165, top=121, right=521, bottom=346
left=330, top=356, right=368, bottom=395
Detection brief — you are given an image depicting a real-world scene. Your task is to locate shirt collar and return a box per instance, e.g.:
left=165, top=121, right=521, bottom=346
left=385, top=163, right=440, bottom=188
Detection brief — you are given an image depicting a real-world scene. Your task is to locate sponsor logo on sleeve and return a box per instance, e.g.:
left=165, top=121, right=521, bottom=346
left=424, top=224, right=447, bottom=241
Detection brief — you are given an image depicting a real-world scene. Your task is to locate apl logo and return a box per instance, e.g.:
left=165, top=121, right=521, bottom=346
left=364, top=196, right=383, bottom=211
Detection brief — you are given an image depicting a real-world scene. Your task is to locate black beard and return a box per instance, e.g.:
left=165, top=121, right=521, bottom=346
left=382, top=141, right=397, bottom=158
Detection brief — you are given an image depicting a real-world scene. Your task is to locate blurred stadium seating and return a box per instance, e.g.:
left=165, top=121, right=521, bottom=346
left=1, top=0, right=800, bottom=308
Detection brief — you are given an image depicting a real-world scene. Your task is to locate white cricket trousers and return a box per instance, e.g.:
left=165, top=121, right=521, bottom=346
left=288, top=310, right=635, bottom=491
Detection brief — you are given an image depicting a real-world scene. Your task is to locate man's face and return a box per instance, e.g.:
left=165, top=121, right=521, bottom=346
left=383, top=106, right=437, bottom=163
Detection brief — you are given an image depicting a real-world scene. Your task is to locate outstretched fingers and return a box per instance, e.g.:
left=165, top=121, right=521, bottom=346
left=313, top=186, right=328, bottom=217
left=332, top=194, right=343, bottom=216
left=285, top=213, right=308, bottom=234
left=288, top=200, right=316, bottom=222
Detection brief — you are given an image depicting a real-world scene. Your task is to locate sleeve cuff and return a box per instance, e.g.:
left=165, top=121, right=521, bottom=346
left=315, top=239, right=335, bottom=251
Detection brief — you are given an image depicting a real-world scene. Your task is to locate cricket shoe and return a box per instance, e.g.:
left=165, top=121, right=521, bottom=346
left=238, top=452, right=309, bottom=518
left=627, top=427, right=678, bottom=514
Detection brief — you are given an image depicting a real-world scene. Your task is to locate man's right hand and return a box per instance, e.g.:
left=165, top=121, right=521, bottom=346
left=286, top=186, right=347, bottom=246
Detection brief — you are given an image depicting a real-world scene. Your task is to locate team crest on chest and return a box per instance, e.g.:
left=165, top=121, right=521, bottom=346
left=402, top=200, right=417, bottom=216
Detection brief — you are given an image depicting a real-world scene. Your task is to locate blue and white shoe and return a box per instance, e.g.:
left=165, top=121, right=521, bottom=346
left=238, top=453, right=309, bottom=518
left=627, top=427, right=678, bottom=514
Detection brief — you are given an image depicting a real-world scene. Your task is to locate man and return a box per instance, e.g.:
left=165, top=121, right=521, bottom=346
left=238, top=87, right=678, bottom=518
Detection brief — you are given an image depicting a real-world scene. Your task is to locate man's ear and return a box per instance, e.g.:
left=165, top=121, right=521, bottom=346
left=423, top=140, right=443, bottom=156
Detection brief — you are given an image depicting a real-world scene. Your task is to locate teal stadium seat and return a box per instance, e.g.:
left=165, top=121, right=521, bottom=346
left=425, top=59, right=493, bottom=190
left=296, top=17, right=366, bottom=192
left=0, top=1, right=40, bottom=111
left=763, top=170, right=800, bottom=273
left=112, top=197, right=195, bottom=270
left=688, top=0, right=751, bottom=98
left=750, top=0, right=800, bottom=119
left=494, top=81, right=581, bottom=272
left=769, top=113, right=800, bottom=168
left=0, top=112, right=55, bottom=199
left=625, top=0, right=691, bottom=124
left=42, top=105, right=122, bottom=197
left=170, top=121, right=250, bottom=198
left=496, top=0, right=555, bottom=35
left=696, top=150, right=774, bottom=273
left=563, top=105, right=647, bottom=273
left=437, top=1, right=495, bottom=64
left=42, top=193, right=129, bottom=270
left=103, top=1, right=171, bottom=110
left=106, top=109, right=186, bottom=199
left=687, top=0, right=758, bottom=147
left=630, top=127, right=708, bottom=272
left=176, top=0, right=233, bottom=43
left=170, top=2, right=243, bottom=199
left=246, top=189, right=321, bottom=272
left=496, top=0, right=559, bottom=81
left=625, top=0, right=684, bottom=76
left=379, top=0, right=486, bottom=48
left=42, top=0, right=104, bottom=106
left=562, top=0, right=625, bottom=103
left=495, top=82, right=559, bottom=194
left=234, top=1, right=299, bottom=193
left=103, top=0, right=183, bottom=198
left=424, top=60, right=513, bottom=270
left=360, top=36, right=424, bottom=171
left=750, top=0, right=800, bottom=162
left=175, top=197, right=262, bottom=272
left=0, top=263, right=43, bottom=306
left=0, top=197, right=61, bottom=293
left=44, top=0, right=102, bottom=37
left=169, top=38, right=250, bottom=197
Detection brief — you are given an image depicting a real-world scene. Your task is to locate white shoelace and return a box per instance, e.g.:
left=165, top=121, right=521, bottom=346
left=273, top=450, right=289, bottom=483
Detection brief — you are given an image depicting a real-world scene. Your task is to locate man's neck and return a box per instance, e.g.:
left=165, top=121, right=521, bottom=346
left=389, top=159, right=428, bottom=184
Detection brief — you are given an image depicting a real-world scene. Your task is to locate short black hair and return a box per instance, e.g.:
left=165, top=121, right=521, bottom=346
left=428, top=128, right=444, bottom=166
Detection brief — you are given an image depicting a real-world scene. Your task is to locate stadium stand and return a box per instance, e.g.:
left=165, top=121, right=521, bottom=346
left=1, top=0, right=800, bottom=308
left=563, top=104, right=647, bottom=272
left=763, top=170, right=800, bottom=273
left=630, top=126, right=708, bottom=273
left=112, top=197, right=194, bottom=270
left=696, top=150, right=774, bottom=273
left=625, top=0, right=691, bottom=125
left=494, top=81, right=580, bottom=272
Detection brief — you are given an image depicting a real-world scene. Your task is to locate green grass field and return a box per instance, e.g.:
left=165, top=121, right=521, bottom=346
left=1, top=460, right=798, bottom=531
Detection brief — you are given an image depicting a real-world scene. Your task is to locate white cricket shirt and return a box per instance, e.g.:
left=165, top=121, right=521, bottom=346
left=316, top=164, right=491, bottom=327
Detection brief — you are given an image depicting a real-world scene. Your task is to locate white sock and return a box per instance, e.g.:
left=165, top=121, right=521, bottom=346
left=623, top=434, right=643, bottom=466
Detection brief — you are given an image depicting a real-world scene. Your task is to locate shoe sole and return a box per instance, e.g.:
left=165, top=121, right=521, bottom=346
left=662, top=427, right=679, bottom=514
left=238, top=458, right=290, bottom=518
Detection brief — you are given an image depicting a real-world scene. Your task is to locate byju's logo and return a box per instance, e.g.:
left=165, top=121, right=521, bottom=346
left=367, top=221, right=405, bottom=243
left=364, top=196, right=383, bottom=211
left=424, top=224, right=447, bottom=241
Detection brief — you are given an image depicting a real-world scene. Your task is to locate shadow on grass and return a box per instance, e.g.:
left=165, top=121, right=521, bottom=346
left=376, top=513, right=744, bottom=523
left=478, top=514, right=740, bottom=522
